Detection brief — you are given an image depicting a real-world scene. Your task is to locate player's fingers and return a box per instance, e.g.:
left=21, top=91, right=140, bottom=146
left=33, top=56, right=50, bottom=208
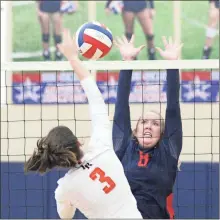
left=72, top=33, right=75, bottom=42
left=113, top=40, right=120, bottom=48
left=122, top=35, right=128, bottom=44
left=64, top=28, right=69, bottom=37
left=113, top=38, right=118, bottom=45
left=116, top=36, right=124, bottom=45
left=137, top=44, right=146, bottom=52
left=62, top=28, right=71, bottom=43
left=114, top=38, right=121, bottom=47
left=72, top=34, right=78, bottom=48
left=177, top=43, right=184, bottom=51
left=113, top=40, right=119, bottom=48
left=155, top=47, right=164, bottom=54
left=162, top=36, right=168, bottom=48
left=130, top=34, right=135, bottom=44
left=62, top=29, right=67, bottom=42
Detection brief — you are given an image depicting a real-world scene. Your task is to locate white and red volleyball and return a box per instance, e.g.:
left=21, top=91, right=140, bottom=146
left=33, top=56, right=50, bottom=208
left=109, top=1, right=124, bottom=14
left=75, top=21, right=113, bottom=60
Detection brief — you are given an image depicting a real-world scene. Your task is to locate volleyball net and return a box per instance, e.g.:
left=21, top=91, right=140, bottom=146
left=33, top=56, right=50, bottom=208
left=1, top=59, right=219, bottom=219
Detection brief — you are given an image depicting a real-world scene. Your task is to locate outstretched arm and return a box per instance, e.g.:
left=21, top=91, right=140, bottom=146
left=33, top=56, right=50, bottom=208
left=113, top=69, right=133, bottom=160
left=58, top=29, right=111, bottom=153
left=156, top=36, right=183, bottom=159
left=113, top=35, right=145, bottom=160
left=164, top=69, right=182, bottom=158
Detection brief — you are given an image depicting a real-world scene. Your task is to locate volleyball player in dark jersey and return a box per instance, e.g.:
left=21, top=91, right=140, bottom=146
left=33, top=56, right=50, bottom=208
left=106, top=0, right=156, bottom=60
left=113, top=35, right=183, bottom=218
left=36, top=0, right=63, bottom=61
left=202, top=0, right=219, bottom=59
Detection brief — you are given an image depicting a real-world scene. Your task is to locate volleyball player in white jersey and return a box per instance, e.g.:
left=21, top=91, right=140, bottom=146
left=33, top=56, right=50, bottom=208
left=24, top=29, right=144, bottom=219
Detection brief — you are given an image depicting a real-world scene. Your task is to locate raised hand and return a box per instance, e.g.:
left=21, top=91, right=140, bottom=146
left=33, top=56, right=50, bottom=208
left=156, top=36, right=183, bottom=60
left=114, top=35, right=145, bottom=61
left=57, top=29, right=79, bottom=61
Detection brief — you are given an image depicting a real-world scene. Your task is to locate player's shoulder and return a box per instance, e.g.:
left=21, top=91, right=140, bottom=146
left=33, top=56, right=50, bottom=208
left=57, top=165, right=80, bottom=185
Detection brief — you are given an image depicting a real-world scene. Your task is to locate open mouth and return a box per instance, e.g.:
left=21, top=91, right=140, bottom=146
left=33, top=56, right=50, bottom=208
left=144, top=132, right=152, bottom=138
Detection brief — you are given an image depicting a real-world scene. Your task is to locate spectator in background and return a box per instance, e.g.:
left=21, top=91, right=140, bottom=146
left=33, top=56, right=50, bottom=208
left=202, top=0, right=219, bottom=59
left=105, top=0, right=156, bottom=60
left=36, top=0, right=63, bottom=61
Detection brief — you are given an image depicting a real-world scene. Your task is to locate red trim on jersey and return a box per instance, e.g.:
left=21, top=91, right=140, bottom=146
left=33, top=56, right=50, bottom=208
left=137, top=151, right=150, bottom=167
left=166, top=193, right=175, bottom=219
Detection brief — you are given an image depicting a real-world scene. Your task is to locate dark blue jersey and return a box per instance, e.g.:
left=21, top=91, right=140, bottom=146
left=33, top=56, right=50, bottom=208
left=112, top=69, right=182, bottom=219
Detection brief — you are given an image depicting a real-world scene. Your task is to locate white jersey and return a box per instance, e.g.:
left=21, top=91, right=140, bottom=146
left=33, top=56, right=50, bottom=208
left=55, top=76, right=142, bottom=219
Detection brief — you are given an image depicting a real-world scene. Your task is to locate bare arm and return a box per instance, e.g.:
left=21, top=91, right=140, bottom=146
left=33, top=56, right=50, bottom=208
left=69, top=58, right=90, bottom=81
left=68, top=49, right=111, bottom=150
left=58, top=29, right=112, bottom=152
left=80, top=76, right=112, bottom=150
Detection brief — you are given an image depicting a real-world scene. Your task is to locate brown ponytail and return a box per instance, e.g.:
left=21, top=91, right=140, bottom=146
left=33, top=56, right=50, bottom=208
left=24, top=126, right=82, bottom=174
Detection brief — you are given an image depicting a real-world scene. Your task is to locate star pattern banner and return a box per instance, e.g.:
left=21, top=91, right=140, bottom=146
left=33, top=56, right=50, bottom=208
left=12, top=70, right=219, bottom=104
left=181, top=70, right=219, bottom=102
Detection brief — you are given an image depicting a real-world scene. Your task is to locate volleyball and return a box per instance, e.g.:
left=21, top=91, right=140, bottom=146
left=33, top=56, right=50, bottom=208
left=109, top=1, right=124, bottom=14
left=75, top=21, right=113, bottom=60
left=60, top=1, right=76, bottom=14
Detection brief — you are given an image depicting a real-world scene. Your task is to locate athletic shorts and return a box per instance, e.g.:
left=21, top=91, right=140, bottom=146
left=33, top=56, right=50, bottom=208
left=210, top=0, right=220, bottom=8
left=214, top=1, right=219, bottom=8
left=123, top=0, right=147, bottom=13
left=39, top=0, right=61, bottom=13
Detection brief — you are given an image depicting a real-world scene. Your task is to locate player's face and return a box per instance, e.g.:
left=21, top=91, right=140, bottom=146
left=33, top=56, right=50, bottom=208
left=135, top=112, right=162, bottom=148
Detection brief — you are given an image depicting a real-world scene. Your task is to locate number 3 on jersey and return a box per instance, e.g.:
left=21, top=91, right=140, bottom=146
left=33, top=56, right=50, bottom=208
left=89, top=167, right=116, bottom=194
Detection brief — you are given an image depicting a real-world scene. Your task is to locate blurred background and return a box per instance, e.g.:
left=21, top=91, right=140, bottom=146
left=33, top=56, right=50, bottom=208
left=7, top=0, right=220, bottom=62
